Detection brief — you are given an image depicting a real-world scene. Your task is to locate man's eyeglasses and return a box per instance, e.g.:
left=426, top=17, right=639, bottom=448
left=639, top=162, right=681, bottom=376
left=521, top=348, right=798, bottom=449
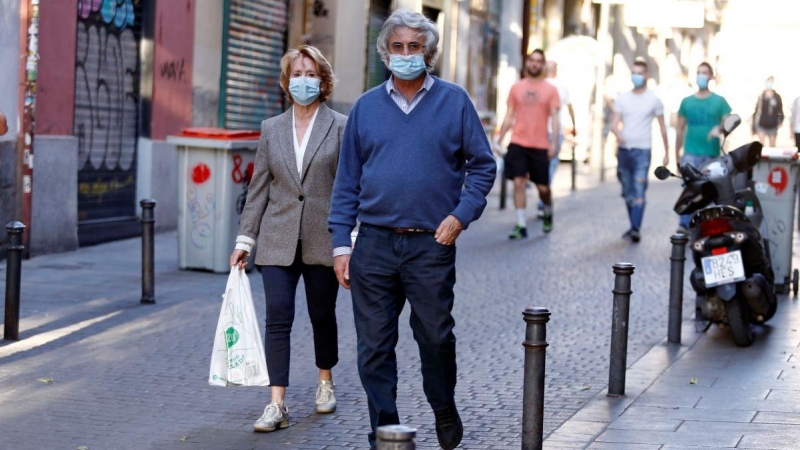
left=389, top=42, right=425, bottom=54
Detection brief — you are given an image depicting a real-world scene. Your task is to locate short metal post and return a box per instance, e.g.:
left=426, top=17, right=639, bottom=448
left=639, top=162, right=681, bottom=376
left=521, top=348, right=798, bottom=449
left=571, top=144, right=577, bottom=191
left=608, top=263, right=634, bottom=397
left=376, top=425, right=416, bottom=450
left=4, top=221, right=25, bottom=341
left=668, top=234, right=689, bottom=344
left=140, top=199, right=156, bottom=304
left=522, top=307, right=550, bottom=450
left=500, top=177, right=508, bottom=210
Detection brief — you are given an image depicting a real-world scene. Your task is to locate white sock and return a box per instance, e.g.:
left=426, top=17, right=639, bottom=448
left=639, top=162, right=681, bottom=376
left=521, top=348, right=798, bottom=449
left=516, top=209, right=526, bottom=227
left=543, top=205, right=552, bottom=215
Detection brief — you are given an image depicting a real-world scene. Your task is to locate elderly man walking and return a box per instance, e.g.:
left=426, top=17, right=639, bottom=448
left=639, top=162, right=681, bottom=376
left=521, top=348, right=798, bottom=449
left=328, top=9, right=496, bottom=450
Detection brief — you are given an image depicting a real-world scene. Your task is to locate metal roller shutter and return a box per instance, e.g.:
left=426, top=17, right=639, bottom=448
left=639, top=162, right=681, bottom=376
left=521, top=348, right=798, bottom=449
left=74, top=0, right=143, bottom=243
left=221, top=0, right=288, bottom=130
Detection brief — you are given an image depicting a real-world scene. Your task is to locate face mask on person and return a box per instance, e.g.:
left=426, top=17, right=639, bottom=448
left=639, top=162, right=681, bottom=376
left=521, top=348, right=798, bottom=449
left=697, top=74, right=710, bottom=90
left=389, top=54, right=427, bottom=81
left=631, top=74, right=646, bottom=89
left=289, top=76, right=321, bottom=106
left=765, top=81, right=773, bottom=90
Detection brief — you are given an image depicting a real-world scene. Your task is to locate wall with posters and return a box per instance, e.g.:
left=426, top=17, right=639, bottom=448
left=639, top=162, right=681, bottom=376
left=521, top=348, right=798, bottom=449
left=0, top=0, right=21, bottom=256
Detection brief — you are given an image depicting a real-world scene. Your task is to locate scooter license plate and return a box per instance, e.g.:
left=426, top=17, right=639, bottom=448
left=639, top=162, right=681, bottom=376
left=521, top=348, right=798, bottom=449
left=701, top=250, right=746, bottom=288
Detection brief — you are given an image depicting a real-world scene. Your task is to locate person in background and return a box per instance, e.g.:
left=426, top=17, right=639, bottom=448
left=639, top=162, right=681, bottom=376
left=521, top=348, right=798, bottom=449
left=791, top=93, right=800, bottom=148
left=536, top=60, right=576, bottom=218
left=753, top=76, right=783, bottom=147
left=674, top=62, right=731, bottom=234
left=495, top=49, right=560, bottom=238
left=328, top=9, right=496, bottom=449
left=609, top=59, right=669, bottom=243
left=230, top=45, right=347, bottom=434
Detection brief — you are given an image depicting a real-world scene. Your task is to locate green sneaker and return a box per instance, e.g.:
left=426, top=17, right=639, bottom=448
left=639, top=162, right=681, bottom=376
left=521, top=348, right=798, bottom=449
left=542, top=214, right=553, bottom=233
left=508, top=225, right=528, bottom=240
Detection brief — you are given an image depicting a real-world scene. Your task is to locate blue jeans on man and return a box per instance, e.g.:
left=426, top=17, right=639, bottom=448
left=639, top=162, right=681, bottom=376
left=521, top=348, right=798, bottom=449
left=349, top=224, right=458, bottom=447
left=678, top=154, right=715, bottom=230
left=617, top=147, right=651, bottom=232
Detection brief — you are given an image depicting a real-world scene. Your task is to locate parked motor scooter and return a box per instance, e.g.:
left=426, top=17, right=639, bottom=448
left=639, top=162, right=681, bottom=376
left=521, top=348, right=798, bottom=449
left=655, top=114, right=777, bottom=346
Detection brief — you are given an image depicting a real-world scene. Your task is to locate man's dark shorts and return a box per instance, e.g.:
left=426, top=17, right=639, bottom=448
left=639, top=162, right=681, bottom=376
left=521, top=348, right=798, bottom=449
left=504, top=143, right=549, bottom=185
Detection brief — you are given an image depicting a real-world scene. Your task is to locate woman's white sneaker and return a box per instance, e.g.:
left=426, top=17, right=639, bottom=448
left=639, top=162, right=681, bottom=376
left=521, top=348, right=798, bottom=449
left=315, top=380, right=336, bottom=414
left=253, top=402, right=289, bottom=432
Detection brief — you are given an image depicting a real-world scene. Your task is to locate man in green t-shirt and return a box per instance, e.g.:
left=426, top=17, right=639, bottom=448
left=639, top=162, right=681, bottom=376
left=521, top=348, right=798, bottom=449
left=675, top=62, right=732, bottom=232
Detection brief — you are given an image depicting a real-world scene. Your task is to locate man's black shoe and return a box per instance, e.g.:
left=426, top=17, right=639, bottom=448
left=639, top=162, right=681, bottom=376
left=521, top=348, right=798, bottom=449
left=434, top=405, right=463, bottom=450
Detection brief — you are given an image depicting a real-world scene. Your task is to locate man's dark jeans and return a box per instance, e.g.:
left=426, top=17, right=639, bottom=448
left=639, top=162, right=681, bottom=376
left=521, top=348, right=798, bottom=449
left=350, top=224, right=458, bottom=447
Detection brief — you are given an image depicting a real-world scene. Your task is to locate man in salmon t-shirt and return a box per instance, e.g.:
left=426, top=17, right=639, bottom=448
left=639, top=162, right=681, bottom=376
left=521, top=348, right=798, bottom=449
left=495, top=49, right=560, bottom=238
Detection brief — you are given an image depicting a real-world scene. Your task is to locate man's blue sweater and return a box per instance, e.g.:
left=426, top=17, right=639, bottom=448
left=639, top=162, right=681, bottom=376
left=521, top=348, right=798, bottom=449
left=328, top=77, right=497, bottom=249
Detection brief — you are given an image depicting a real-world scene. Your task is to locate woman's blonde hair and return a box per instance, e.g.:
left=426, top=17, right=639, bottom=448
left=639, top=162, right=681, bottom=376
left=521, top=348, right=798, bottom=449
left=279, top=45, right=335, bottom=105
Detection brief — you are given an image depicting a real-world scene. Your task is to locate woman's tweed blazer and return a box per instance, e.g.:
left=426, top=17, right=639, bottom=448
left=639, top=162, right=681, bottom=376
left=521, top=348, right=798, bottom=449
left=237, top=103, right=347, bottom=266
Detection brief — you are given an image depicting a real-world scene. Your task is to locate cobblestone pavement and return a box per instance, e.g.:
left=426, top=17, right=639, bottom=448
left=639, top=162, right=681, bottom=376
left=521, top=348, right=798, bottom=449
left=0, top=165, right=697, bottom=449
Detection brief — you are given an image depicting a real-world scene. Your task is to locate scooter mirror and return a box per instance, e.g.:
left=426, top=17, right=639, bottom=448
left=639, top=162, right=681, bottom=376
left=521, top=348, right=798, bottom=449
left=721, top=114, right=741, bottom=137
left=654, top=166, right=672, bottom=180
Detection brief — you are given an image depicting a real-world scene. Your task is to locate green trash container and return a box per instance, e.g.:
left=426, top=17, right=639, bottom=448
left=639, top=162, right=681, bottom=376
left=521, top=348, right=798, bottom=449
left=753, top=147, right=800, bottom=293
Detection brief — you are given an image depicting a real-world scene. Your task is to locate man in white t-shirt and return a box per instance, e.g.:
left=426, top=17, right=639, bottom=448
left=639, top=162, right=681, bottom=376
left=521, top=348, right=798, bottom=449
left=791, top=95, right=800, bottom=148
left=537, top=61, right=576, bottom=217
left=609, top=59, right=669, bottom=242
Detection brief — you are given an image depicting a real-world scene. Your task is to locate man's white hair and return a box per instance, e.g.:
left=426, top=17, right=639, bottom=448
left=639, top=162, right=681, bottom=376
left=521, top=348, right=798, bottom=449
left=377, top=9, right=440, bottom=72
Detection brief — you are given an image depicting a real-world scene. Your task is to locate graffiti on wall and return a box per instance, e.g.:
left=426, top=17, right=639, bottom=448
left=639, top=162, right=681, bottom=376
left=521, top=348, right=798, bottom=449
left=160, top=58, right=187, bottom=82
left=74, top=0, right=141, bottom=222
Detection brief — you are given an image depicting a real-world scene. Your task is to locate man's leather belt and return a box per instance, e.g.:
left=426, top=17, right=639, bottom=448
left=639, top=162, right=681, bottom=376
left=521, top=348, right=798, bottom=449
left=392, top=227, right=436, bottom=234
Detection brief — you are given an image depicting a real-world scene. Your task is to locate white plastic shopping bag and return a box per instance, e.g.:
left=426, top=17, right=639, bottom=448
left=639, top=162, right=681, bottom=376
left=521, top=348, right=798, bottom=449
left=209, top=267, right=270, bottom=387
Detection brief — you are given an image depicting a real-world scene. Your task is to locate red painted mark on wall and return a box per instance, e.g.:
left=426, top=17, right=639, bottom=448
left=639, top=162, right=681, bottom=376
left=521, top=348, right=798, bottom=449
left=768, top=166, right=789, bottom=195
left=232, top=155, right=244, bottom=184
left=192, top=163, right=211, bottom=184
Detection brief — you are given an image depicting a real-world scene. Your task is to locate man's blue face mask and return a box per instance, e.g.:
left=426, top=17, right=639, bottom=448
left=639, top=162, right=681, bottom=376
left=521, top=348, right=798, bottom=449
left=631, top=74, right=646, bottom=89
left=289, top=76, right=321, bottom=106
left=389, top=54, right=427, bottom=81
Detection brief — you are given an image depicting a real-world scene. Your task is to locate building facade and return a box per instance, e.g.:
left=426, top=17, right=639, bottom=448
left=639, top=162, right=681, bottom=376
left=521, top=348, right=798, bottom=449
left=1, top=0, right=506, bottom=257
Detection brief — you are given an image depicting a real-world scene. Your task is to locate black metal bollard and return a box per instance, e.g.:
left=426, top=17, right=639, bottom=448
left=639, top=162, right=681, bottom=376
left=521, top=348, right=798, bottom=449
left=522, top=307, right=550, bottom=450
left=500, top=177, right=508, bottom=210
left=140, top=199, right=156, bottom=304
left=608, top=263, right=634, bottom=397
left=4, top=222, right=25, bottom=341
left=668, top=234, right=689, bottom=344
left=376, top=425, right=416, bottom=450
left=571, top=144, right=577, bottom=191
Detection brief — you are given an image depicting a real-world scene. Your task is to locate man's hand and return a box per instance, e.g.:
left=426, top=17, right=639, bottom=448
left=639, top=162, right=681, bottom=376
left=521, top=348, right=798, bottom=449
left=229, top=249, right=248, bottom=270
left=491, top=137, right=503, bottom=156
left=334, top=254, right=351, bottom=289
left=435, top=215, right=463, bottom=245
left=708, top=126, right=721, bottom=140
left=0, top=112, right=7, bottom=137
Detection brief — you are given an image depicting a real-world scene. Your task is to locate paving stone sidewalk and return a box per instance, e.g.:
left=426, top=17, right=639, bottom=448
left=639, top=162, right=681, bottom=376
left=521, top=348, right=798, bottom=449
left=545, top=237, right=800, bottom=449
left=0, top=164, right=697, bottom=450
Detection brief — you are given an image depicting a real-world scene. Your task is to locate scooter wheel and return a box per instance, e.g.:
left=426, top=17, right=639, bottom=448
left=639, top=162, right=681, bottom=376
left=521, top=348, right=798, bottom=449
left=793, top=269, right=799, bottom=297
left=725, top=296, right=754, bottom=347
